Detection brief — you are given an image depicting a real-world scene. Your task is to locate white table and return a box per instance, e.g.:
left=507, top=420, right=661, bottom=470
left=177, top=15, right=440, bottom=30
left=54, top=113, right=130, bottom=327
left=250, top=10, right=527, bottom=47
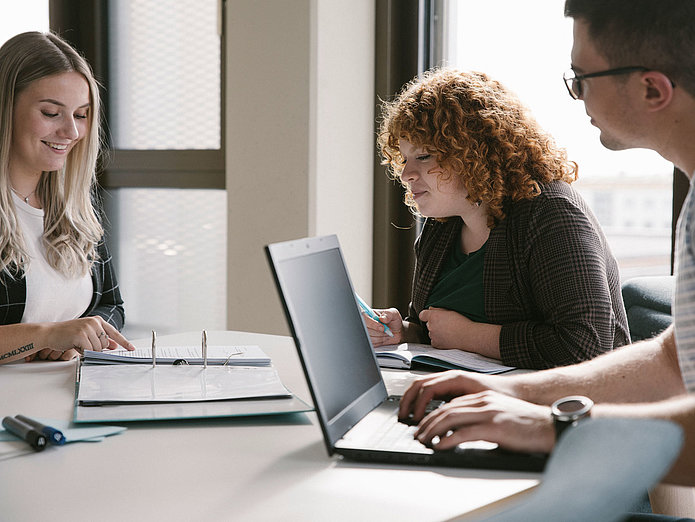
left=0, top=330, right=539, bottom=521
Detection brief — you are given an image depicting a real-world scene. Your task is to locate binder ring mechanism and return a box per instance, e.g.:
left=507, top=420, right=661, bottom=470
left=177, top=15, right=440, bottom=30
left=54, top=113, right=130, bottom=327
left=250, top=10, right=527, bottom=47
left=149, top=329, right=243, bottom=367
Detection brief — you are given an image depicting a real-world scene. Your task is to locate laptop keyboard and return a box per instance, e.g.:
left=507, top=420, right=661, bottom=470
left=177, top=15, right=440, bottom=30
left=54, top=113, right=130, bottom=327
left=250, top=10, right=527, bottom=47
left=342, top=396, right=442, bottom=452
left=372, top=414, right=426, bottom=451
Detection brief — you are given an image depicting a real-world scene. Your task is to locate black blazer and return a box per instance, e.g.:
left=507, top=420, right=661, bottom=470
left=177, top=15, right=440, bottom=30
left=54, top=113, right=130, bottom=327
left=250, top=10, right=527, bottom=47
left=0, top=239, right=125, bottom=330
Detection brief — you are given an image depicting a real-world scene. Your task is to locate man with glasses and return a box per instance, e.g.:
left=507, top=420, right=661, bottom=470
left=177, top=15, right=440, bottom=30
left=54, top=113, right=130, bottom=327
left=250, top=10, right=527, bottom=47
left=398, top=0, right=695, bottom=512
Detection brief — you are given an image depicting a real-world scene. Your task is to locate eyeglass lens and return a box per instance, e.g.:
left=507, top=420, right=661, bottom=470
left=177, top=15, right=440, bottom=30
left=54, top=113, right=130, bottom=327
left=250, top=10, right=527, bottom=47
left=563, top=71, right=581, bottom=99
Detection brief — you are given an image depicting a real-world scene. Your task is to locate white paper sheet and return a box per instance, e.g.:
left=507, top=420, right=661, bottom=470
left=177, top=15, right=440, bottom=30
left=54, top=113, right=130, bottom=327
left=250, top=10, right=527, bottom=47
left=77, top=364, right=291, bottom=404
left=83, top=345, right=270, bottom=366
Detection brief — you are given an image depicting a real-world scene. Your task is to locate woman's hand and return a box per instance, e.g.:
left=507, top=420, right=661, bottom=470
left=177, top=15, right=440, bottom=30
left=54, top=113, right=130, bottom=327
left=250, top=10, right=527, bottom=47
left=419, top=307, right=472, bottom=349
left=363, top=307, right=405, bottom=347
left=25, top=316, right=135, bottom=362
left=419, top=307, right=502, bottom=358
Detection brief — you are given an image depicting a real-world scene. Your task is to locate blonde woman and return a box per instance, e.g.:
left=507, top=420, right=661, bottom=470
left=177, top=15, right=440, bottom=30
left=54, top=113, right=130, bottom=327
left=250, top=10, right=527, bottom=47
left=0, top=32, right=134, bottom=363
left=366, top=68, right=629, bottom=369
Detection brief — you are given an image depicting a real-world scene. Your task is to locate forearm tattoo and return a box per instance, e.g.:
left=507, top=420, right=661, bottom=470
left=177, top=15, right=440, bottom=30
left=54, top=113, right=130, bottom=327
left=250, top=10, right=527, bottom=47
left=0, top=343, right=34, bottom=361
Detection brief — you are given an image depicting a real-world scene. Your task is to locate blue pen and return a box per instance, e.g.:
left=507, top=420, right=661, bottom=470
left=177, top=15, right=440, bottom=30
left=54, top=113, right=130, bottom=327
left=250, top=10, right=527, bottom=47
left=15, top=415, right=65, bottom=445
left=355, top=293, right=394, bottom=337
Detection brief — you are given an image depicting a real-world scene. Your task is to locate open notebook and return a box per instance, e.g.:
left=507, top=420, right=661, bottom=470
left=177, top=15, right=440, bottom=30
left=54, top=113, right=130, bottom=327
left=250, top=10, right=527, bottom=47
left=375, top=343, right=515, bottom=373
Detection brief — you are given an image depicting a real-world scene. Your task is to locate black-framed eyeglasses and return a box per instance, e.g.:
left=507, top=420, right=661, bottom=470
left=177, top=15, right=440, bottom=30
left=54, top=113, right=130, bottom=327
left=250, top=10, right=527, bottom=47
left=563, top=66, right=649, bottom=100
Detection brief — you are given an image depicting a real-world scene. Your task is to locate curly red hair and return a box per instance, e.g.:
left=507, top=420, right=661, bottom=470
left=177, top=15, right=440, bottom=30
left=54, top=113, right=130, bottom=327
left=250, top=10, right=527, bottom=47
left=378, top=69, right=577, bottom=226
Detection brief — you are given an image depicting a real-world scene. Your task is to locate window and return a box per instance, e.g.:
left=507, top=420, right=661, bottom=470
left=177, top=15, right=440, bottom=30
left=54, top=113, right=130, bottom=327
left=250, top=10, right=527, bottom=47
left=45, top=0, right=226, bottom=339
left=104, top=0, right=226, bottom=338
left=437, top=1, right=673, bottom=279
left=0, top=1, right=48, bottom=45
left=102, top=188, right=226, bottom=338
left=108, top=1, right=221, bottom=151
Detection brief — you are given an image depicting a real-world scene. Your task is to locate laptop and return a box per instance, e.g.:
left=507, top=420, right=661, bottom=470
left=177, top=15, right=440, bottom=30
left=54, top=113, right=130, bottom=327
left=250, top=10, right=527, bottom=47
left=266, top=234, right=547, bottom=472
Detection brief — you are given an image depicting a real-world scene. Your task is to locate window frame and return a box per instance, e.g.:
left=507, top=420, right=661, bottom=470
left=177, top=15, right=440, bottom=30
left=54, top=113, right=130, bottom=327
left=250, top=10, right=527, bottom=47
left=372, top=0, right=432, bottom=312
left=49, top=0, right=226, bottom=191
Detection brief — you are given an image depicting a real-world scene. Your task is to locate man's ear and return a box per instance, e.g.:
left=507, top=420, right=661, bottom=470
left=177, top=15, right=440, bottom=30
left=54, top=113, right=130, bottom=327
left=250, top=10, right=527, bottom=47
left=642, top=71, right=675, bottom=111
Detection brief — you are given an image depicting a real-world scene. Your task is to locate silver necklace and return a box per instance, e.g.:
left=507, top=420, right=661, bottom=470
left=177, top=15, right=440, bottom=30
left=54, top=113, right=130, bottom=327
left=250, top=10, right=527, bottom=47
left=11, top=186, right=36, bottom=204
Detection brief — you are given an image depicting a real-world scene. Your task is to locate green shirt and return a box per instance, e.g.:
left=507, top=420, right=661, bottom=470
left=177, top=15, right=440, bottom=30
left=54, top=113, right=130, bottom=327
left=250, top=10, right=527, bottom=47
left=425, top=241, right=488, bottom=323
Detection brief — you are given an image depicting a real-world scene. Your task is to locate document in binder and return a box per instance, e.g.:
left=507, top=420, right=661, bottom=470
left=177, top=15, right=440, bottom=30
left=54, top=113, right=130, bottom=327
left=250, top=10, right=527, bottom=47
left=73, top=363, right=312, bottom=423
left=77, top=365, right=291, bottom=405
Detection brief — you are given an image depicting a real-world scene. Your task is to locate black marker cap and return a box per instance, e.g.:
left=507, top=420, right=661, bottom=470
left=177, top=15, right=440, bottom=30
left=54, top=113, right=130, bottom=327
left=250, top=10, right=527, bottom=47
left=24, top=429, right=48, bottom=451
left=2, top=416, right=48, bottom=451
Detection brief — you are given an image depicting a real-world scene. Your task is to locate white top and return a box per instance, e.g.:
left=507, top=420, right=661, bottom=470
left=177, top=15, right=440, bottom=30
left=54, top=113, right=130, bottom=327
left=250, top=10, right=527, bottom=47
left=12, top=192, right=92, bottom=323
left=674, top=175, right=695, bottom=392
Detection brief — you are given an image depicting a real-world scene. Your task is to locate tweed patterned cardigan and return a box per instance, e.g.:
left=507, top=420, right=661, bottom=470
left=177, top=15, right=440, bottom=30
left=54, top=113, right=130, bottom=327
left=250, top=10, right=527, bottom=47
left=0, top=239, right=125, bottom=330
left=407, top=181, right=630, bottom=369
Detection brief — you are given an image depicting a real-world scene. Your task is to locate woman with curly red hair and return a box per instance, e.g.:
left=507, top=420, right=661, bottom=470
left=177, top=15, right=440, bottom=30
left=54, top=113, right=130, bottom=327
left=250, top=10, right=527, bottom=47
left=366, top=68, right=629, bottom=369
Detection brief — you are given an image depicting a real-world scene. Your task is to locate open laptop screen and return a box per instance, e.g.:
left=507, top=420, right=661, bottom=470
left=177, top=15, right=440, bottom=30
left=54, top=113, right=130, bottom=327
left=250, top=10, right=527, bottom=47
left=267, top=235, right=386, bottom=449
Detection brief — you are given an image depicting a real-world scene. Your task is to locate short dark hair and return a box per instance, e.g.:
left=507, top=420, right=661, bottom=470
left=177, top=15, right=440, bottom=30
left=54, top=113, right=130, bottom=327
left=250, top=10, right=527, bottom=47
left=565, top=0, right=695, bottom=98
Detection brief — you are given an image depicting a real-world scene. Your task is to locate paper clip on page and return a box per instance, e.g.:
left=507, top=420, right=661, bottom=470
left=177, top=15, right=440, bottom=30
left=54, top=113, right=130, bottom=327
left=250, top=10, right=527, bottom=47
left=355, top=293, right=394, bottom=337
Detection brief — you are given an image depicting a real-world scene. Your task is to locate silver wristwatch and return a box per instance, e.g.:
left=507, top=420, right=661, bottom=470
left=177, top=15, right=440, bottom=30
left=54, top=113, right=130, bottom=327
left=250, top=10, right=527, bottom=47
left=550, top=395, right=593, bottom=441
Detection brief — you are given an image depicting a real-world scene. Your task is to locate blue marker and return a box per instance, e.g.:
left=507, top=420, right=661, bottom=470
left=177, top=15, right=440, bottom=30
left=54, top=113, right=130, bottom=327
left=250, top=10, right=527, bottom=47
left=15, top=415, right=65, bottom=445
left=355, top=293, right=394, bottom=337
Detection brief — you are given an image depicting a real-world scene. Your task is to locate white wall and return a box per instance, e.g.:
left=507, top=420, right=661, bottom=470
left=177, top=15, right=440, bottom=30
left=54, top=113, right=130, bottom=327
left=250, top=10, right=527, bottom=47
left=226, top=0, right=375, bottom=335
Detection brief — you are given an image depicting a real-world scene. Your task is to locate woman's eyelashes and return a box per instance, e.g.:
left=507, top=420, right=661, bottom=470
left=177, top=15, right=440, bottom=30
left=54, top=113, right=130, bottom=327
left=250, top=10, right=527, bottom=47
left=402, top=153, right=433, bottom=165
left=40, top=110, right=88, bottom=119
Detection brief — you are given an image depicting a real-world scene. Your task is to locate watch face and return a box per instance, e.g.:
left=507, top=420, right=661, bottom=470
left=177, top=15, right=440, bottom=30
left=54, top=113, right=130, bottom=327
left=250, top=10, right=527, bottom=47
left=555, top=398, right=587, bottom=414
left=551, top=396, right=593, bottom=421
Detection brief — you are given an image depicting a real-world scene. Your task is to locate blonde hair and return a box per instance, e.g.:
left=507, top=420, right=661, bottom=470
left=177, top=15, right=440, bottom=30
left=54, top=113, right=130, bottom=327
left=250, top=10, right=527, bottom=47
left=0, top=31, right=103, bottom=277
left=378, top=68, right=577, bottom=226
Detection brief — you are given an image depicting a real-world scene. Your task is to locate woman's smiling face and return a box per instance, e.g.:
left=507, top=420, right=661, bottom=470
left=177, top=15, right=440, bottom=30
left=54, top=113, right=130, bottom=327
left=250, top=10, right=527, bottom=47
left=10, top=71, right=90, bottom=178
